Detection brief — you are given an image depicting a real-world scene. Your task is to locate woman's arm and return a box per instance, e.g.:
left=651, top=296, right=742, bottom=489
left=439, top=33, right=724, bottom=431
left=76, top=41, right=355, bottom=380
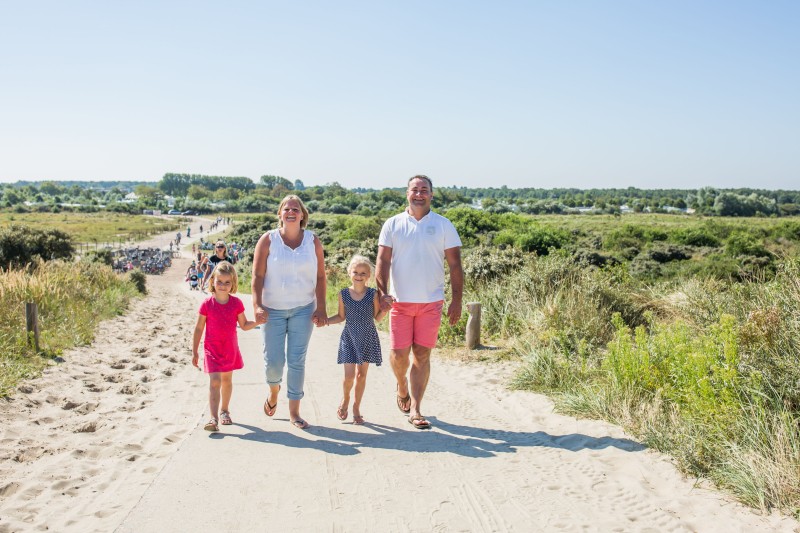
left=327, top=291, right=345, bottom=325
left=250, top=232, right=271, bottom=323
left=191, top=314, right=206, bottom=369
left=311, top=235, right=328, bottom=327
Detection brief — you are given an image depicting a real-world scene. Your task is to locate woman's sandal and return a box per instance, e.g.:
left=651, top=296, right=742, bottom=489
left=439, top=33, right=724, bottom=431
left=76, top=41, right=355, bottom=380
left=291, top=418, right=310, bottom=430
left=219, top=411, right=232, bottom=425
left=204, top=418, right=219, bottom=432
left=337, top=406, right=348, bottom=421
left=353, top=415, right=365, bottom=425
left=263, top=386, right=280, bottom=417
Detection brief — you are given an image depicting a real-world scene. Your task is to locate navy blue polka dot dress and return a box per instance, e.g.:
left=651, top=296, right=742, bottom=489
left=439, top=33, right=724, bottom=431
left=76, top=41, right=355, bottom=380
left=337, top=287, right=382, bottom=366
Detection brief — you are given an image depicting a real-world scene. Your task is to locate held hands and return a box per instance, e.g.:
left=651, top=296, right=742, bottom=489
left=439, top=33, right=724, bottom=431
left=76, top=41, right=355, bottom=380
left=379, top=294, right=395, bottom=312
left=311, top=309, right=328, bottom=328
left=254, top=306, right=269, bottom=325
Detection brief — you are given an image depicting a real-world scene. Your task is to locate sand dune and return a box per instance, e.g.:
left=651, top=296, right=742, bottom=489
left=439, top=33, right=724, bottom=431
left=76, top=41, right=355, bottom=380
left=1, top=223, right=798, bottom=532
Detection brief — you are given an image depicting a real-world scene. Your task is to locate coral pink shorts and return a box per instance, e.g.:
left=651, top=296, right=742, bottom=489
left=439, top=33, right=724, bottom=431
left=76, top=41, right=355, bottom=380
left=389, top=301, right=444, bottom=350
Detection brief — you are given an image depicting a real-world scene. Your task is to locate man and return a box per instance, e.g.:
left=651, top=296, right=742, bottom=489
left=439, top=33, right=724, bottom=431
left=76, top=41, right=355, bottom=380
left=376, top=175, right=463, bottom=429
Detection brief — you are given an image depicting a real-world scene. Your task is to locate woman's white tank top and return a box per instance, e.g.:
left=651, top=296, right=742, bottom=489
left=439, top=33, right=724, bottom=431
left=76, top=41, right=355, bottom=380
left=262, top=228, right=318, bottom=310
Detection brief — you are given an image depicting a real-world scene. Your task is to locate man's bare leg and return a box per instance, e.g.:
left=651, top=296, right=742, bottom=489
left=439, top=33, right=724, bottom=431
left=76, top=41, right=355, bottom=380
left=390, top=347, right=412, bottom=411
left=408, top=344, right=431, bottom=417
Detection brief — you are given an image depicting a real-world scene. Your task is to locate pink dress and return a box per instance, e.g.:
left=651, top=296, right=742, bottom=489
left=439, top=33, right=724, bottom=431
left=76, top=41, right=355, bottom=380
left=199, top=295, right=245, bottom=373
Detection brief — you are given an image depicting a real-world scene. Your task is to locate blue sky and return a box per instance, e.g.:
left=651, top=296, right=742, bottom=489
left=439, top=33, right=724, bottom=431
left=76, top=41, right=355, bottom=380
left=1, top=1, right=798, bottom=189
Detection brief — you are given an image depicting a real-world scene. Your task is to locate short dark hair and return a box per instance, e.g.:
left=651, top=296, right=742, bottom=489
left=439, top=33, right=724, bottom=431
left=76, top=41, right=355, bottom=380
left=408, top=175, right=433, bottom=190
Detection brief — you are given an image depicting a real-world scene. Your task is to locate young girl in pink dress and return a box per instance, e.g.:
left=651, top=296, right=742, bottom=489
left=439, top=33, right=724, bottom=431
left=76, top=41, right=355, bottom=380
left=192, top=261, right=262, bottom=431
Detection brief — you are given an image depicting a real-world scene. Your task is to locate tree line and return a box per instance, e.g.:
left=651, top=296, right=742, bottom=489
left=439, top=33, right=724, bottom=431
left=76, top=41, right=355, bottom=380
left=2, top=175, right=799, bottom=218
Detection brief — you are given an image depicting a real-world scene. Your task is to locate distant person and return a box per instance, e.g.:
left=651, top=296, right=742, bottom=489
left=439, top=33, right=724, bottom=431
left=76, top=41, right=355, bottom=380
left=186, top=264, right=199, bottom=291
left=192, top=261, right=262, bottom=432
left=251, top=195, right=328, bottom=430
left=197, top=254, right=208, bottom=292
left=376, top=175, right=464, bottom=430
left=187, top=226, right=191, bottom=238
left=326, top=255, right=387, bottom=425
left=203, top=241, right=232, bottom=291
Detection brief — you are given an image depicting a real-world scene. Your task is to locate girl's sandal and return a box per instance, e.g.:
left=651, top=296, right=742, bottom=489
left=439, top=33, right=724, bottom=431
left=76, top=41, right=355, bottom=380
left=220, top=411, right=232, bottom=425
left=204, top=418, right=219, bottom=432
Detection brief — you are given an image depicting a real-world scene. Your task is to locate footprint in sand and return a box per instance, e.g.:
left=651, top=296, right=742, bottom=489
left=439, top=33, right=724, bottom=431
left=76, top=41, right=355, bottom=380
left=119, top=384, right=148, bottom=395
left=75, top=402, right=98, bottom=415
left=131, top=364, right=147, bottom=371
left=74, top=421, right=99, bottom=433
left=0, top=481, right=21, bottom=497
left=83, top=382, right=105, bottom=392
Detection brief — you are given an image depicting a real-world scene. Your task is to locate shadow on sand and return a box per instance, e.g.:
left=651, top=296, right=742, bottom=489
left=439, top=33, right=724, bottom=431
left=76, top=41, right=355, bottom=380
left=211, top=416, right=645, bottom=458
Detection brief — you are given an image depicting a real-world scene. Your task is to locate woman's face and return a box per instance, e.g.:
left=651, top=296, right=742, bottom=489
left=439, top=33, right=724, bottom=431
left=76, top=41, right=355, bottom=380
left=215, top=243, right=226, bottom=257
left=280, top=200, right=304, bottom=226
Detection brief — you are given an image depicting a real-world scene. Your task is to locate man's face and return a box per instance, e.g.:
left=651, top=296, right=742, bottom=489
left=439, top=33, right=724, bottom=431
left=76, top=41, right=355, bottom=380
left=406, top=178, right=433, bottom=210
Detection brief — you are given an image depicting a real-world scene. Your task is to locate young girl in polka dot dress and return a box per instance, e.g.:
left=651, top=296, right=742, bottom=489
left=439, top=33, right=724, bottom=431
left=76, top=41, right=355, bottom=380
left=327, top=255, right=387, bottom=425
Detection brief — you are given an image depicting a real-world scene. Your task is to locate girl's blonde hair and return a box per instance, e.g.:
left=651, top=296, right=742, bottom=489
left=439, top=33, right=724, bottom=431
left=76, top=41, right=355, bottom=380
left=209, top=261, right=239, bottom=294
left=347, top=255, right=374, bottom=278
left=277, top=194, right=310, bottom=229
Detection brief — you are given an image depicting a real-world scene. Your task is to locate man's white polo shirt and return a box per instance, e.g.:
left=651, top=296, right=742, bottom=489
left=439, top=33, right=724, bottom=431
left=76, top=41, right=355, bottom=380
left=378, top=210, right=462, bottom=303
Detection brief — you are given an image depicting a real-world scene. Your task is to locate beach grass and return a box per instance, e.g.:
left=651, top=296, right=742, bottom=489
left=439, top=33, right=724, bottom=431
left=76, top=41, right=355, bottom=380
left=455, top=252, right=800, bottom=516
left=0, top=260, right=143, bottom=396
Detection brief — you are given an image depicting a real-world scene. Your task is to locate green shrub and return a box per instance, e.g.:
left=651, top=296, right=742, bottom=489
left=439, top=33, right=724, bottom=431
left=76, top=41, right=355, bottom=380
left=672, top=227, right=721, bottom=247
left=0, top=224, right=75, bottom=268
left=604, top=223, right=669, bottom=250
left=444, top=207, right=500, bottom=246
left=725, top=231, right=771, bottom=258
left=129, top=269, right=147, bottom=294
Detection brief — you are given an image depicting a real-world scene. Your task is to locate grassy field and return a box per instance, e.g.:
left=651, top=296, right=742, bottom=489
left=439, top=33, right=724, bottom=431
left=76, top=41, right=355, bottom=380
left=0, top=212, right=186, bottom=244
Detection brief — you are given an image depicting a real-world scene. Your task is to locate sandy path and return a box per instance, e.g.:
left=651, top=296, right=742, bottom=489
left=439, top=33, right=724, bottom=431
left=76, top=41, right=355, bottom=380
left=0, top=219, right=219, bottom=533
left=1, top=220, right=798, bottom=532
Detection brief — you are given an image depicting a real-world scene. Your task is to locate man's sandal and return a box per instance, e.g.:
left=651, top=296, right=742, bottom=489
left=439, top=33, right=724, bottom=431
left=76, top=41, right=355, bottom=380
left=408, top=415, right=431, bottom=430
left=396, top=380, right=411, bottom=414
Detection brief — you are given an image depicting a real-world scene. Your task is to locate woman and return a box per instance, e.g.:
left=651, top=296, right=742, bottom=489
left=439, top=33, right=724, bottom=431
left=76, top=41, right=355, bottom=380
left=251, top=195, right=328, bottom=429
left=203, top=240, right=232, bottom=290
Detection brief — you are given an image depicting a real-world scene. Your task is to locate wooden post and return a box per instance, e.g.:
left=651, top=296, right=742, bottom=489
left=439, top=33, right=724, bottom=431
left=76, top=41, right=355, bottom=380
left=466, top=302, right=481, bottom=349
left=25, top=302, right=40, bottom=352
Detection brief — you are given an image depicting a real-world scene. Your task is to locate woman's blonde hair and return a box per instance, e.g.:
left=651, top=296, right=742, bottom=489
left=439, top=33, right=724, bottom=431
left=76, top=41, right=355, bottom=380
left=208, top=261, right=239, bottom=294
left=277, top=195, right=310, bottom=229
left=347, top=255, right=374, bottom=279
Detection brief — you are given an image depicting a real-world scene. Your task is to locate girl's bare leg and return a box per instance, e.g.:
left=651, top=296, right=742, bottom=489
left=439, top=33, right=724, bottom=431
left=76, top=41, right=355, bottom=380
left=339, top=364, right=356, bottom=417
left=220, top=372, right=233, bottom=413
left=208, top=373, right=222, bottom=419
left=352, top=363, right=370, bottom=418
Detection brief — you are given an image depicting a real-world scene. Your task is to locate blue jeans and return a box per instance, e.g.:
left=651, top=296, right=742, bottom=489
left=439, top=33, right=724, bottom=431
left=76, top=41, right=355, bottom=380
left=262, top=301, right=315, bottom=401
